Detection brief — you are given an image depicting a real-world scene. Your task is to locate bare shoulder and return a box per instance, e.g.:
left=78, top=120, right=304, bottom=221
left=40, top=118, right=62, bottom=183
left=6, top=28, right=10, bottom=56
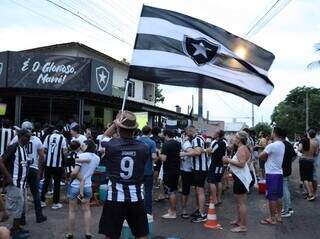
left=238, top=145, right=250, bottom=159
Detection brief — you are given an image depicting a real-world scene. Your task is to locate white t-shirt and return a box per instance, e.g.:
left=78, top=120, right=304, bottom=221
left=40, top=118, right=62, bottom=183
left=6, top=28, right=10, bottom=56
left=264, top=140, right=285, bottom=174
left=180, top=140, right=193, bottom=172
left=71, top=152, right=100, bottom=188
left=97, top=134, right=111, bottom=151
left=71, top=134, right=87, bottom=147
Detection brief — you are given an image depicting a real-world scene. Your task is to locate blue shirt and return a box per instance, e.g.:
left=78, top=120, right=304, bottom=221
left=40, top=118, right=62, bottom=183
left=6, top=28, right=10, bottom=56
left=138, top=136, right=156, bottom=176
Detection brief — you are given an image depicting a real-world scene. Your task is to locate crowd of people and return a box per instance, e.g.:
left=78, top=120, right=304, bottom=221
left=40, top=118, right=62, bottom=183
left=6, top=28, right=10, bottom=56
left=0, top=111, right=318, bottom=238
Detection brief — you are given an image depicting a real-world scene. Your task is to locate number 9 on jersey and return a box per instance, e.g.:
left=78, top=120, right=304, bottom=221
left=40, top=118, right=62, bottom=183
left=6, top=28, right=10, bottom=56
left=120, top=156, right=134, bottom=179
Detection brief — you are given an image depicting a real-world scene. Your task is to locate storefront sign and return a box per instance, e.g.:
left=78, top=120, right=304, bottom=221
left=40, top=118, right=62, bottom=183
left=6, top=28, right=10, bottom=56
left=0, top=52, right=7, bottom=87
left=91, top=59, right=113, bottom=96
left=7, top=52, right=91, bottom=91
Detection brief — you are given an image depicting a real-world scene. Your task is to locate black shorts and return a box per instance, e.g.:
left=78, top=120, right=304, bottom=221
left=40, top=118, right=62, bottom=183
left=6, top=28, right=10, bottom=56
left=154, top=160, right=162, bottom=172
left=181, top=171, right=193, bottom=195
left=232, top=173, right=248, bottom=194
left=207, top=165, right=224, bottom=184
left=163, top=173, right=180, bottom=193
left=99, top=201, right=149, bottom=239
left=259, top=159, right=266, bottom=169
left=192, top=171, right=207, bottom=188
left=300, top=159, right=314, bottom=182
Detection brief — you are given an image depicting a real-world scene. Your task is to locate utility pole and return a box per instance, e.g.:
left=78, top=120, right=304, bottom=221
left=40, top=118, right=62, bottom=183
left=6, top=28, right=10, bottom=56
left=198, top=88, right=203, bottom=131
left=306, top=91, right=309, bottom=131
left=252, top=104, right=254, bottom=127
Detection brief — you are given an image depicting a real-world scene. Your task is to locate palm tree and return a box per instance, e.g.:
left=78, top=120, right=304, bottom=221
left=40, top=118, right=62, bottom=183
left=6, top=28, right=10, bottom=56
left=307, top=43, right=320, bottom=70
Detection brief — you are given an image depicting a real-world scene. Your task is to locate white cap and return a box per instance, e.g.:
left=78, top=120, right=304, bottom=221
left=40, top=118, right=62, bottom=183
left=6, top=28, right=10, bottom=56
left=13, top=126, right=20, bottom=131
left=21, top=121, right=33, bottom=130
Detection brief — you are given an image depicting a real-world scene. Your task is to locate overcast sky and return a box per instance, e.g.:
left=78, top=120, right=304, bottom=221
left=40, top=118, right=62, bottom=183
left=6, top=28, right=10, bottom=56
left=1, top=0, right=320, bottom=125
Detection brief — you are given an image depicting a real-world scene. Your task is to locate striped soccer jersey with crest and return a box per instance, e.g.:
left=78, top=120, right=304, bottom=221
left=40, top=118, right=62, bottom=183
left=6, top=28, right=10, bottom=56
left=44, top=133, right=67, bottom=168
left=192, top=135, right=208, bottom=171
left=3, top=143, right=28, bottom=189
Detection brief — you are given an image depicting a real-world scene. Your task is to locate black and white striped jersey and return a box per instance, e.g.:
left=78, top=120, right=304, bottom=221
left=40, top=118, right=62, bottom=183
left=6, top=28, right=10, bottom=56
left=102, top=138, right=148, bottom=202
left=0, top=128, right=15, bottom=156
left=44, top=133, right=67, bottom=168
left=1, top=142, right=28, bottom=188
left=210, top=139, right=227, bottom=168
left=105, top=180, right=144, bottom=202
left=64, top=151, right=78, bottom=174
left=34, top=130, right=44, bottom=141
left=192, top=135, right=208, bottom=171
left=10, top=135, right=43, bottom=170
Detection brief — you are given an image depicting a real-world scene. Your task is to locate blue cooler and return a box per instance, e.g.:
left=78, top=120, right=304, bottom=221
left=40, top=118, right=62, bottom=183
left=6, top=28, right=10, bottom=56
left=96, top=166, right=106, bottom=173
left=121, top=214, right=153, bottom=239
left=99, top=184, right=107, bottom=202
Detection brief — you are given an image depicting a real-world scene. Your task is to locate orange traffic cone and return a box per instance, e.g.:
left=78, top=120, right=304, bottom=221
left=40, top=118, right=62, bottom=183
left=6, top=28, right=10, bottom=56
left=204, top=203, right=222, bottom=229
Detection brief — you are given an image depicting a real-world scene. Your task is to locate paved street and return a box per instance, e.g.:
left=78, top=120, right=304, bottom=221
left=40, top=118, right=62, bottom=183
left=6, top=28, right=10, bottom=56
left=1, top=161, right=320, bottom=239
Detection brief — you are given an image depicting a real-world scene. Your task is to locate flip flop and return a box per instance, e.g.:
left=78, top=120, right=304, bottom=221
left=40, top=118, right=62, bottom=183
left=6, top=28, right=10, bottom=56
left=276, top=218, right=283, bottom=223
left=230, top=220, right=240, bottom=226
left=154, top=197, right=166, bottom=202
left=260, top=218, right=276, bottom=225
left=231, top=226, right=247, bottom=233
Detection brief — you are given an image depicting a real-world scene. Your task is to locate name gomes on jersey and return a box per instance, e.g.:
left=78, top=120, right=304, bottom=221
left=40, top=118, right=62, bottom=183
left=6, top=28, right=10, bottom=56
left=120, top=151, right=136, bottom=180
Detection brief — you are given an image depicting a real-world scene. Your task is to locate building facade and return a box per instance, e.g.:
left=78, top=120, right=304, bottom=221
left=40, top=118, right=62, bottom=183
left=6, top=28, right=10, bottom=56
left=0, top=42, right=188, bottom=129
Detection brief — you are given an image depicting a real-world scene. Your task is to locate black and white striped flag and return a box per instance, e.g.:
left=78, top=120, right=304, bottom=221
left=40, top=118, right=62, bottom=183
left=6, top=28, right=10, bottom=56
left=128, top=5, right=275, bottom=105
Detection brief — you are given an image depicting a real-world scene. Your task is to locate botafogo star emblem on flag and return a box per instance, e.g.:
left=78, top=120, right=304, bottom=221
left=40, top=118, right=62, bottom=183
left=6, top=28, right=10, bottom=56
left=183, top=36, right=220, bottom=66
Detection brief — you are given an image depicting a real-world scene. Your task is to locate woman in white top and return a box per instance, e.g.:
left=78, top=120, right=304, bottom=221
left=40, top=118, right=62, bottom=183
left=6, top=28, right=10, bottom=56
left=223, top=131, right=251, bottom=233
left=65, top=140, right=100, bottom=239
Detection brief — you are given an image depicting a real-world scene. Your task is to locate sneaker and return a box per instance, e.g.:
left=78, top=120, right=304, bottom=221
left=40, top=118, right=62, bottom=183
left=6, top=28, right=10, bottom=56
left=308, top=195, right=316, bottom=201
left=181, top=213, right=190, bottom=219
left=64, top=233, right=73, bottom=239
left=281, top=211, right=291, bottom=218
left=36, top=215, right=47, bottom=223
left=48, top=190, right=53, bottom=195
left=161, top=212, right=177, bottom=219
left=52, top=203, right=63, bottom=210
left=289, top=208, right=294, bottom=214
left=191, top=213, right=207, bottom=223
left=190, top=209, right=200, bottom=218
left=41, top=201, right=47, bottom=208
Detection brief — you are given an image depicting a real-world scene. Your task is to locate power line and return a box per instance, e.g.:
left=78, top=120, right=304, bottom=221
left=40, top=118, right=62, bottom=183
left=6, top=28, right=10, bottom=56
left=45, top=0, right=132, bottom=46
left=67, top=0, right=135, bottom=33
left=245, top=0, right=292, bottom=38
left=9, top=0, right=113, bottom=45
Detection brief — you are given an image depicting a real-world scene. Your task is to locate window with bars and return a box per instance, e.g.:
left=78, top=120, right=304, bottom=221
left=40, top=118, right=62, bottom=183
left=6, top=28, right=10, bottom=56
left=128, top=81, right=135, bottom=98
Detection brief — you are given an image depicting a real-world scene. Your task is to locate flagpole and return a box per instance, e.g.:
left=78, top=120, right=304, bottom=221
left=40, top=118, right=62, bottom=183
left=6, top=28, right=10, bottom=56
left=198, top=88, right=203, bottom=132
left=121, top=79, right=130, bottom=112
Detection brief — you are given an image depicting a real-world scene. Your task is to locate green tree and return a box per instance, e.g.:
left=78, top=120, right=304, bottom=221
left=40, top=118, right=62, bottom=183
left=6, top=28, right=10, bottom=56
left=254, top=122, right=272, bottom=136
left=307, top=43, right=320, bottom=70
left=271, top=86, right=320, bottom=138
left=155, top=84, right=165, bottom=103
